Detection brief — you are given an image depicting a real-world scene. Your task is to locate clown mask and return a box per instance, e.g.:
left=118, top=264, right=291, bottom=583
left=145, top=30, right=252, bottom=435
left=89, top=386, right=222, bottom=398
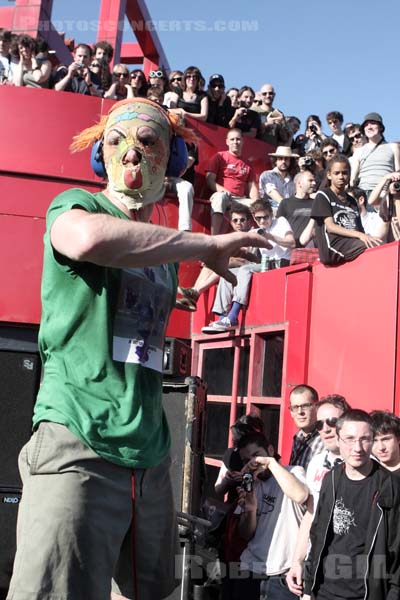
left=103, top=101, right=171, bottom=210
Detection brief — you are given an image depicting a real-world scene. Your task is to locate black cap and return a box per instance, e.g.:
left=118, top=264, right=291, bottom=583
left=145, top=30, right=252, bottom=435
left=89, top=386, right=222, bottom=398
left=209, top=73, right=225, bottom=85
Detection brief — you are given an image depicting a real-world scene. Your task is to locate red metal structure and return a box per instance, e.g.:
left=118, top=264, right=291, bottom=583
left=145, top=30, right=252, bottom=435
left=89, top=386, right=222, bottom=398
left=0, top=0, right=169, bottom=72
left=1, top=0, right=399, bottom=494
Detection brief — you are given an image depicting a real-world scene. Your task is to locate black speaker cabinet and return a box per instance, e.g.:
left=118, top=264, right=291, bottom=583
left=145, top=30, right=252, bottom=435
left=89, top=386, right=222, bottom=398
left=162, top=376, right=207, bottom=516
left=0, top=326, right=41, bottom=599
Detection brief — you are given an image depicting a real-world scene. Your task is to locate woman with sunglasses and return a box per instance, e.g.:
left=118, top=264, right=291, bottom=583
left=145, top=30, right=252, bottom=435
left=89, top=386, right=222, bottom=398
left=89, top=57, right=111, bottom=96
left=104, top=64, right=133, bottom=100
left=163, top=70, right=184, bottom=108
left=169, top=65, right=208, bottom=122
left=130, top=68, right=147, bottom=97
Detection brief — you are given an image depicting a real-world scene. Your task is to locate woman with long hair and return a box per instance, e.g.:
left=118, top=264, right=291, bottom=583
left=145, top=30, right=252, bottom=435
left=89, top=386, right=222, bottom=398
left=170, top=65, right=208, bottom=121
left=130, top=68, right=147, bottom=97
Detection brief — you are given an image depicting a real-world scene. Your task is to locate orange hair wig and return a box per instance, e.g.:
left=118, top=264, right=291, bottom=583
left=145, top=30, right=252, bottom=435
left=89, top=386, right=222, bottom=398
left=70, top=98, right=197, bottom=152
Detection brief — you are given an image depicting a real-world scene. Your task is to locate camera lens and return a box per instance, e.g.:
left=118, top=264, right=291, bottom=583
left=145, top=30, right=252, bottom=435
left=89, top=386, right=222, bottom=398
left=393, top=181, right=400, bottom=192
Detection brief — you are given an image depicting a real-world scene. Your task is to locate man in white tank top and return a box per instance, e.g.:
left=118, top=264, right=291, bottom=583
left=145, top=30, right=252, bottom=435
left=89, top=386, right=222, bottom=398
left=350, top=112, right=400, bottom=196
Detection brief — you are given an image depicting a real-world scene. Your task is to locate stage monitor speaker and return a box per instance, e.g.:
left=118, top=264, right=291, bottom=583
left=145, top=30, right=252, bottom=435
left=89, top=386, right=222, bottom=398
left=162, top=376, right=207, bottom=517
left=163, top=337, right=192, bottom=378
left=0, top=327, right=41, bottom=599
left=0, top=350, right=41, bottom=488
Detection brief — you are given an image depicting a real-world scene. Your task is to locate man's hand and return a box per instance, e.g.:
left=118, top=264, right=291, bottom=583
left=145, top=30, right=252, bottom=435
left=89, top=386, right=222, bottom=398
left=223, top=470, right=243, bottom=485
left=204, top=232, right=272, bottom=285
left=358, top=232, right=382, bottom=248
left=286, top=563, right=304, bottom=596
left=237, top=486, right=257, bottom=512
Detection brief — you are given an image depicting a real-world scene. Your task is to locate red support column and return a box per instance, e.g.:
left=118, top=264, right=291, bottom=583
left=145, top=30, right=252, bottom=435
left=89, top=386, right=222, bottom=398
left=97, top=0, right=127, bottom=65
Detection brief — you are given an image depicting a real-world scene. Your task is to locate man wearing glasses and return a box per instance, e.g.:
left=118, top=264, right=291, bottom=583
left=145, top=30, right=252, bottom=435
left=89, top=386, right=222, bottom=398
left=286, top=395, right=350, bottom=596
left=255, top=83, right=290, bottom=146
left=303, top=409, right=400, bottom=600
left=289, top=385, right=324, bottom=469
left=202, top=199, right=294, bottom=333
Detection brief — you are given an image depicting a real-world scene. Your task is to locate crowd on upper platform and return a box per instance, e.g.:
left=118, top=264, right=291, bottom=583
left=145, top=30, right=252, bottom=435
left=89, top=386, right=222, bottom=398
left=2, top=30, right=400, bottom=265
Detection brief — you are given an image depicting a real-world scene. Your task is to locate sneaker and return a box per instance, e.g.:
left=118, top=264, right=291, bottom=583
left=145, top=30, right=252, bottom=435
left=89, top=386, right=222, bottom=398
left=201, top=316, right=238, bottom=334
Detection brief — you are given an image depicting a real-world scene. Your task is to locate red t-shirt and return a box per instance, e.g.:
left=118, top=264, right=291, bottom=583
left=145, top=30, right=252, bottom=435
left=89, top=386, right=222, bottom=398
left=206, top=151, right=254, bottom=197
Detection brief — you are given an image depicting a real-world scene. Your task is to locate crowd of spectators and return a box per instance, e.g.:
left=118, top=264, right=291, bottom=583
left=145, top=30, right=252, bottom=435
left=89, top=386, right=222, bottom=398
left=210, top=387, right=400, bottom=600
left=2, top=29, right=400, bottom=259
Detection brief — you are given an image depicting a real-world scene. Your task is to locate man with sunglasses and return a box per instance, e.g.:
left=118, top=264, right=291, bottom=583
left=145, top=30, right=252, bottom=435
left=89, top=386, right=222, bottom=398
left=254, top=83, right=291, bottom=146
left=202, top=199, right=294, bottom=333
left=206, top=73, right=234, bottom=128
left=286, top=395, right=350, bottom=596
left=303, top=409, right=400, bottom=600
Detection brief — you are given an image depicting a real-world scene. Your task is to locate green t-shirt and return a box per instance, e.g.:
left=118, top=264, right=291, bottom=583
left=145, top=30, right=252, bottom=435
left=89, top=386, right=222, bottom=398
left=33, top=188, right=177, bottom=469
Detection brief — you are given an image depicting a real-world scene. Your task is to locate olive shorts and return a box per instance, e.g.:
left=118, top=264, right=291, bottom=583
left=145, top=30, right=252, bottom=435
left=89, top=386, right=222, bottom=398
left=7, top=422, right=179, bottom=600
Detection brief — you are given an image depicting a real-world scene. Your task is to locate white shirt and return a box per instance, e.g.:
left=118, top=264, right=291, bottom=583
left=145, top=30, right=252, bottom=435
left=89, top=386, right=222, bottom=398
left=260, top=216, right=293, bottom=261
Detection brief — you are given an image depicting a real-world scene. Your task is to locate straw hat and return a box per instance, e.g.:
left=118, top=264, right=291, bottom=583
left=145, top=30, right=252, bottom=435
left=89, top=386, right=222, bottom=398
left=268, top=146, right=299, bottom=158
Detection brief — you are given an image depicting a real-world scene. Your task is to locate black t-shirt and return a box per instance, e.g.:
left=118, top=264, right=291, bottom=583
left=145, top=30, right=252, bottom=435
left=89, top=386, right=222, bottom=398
left=51, top=67, right=101, bottom=95
left=316, top=465, right=378, bottom=600
left=207, top=95, right=234, bottom=128
left=235, top=108, right=262, bottom=136
left=311, top=188, right=365, bottom=265
left=276, top=196, right=314, bottom=247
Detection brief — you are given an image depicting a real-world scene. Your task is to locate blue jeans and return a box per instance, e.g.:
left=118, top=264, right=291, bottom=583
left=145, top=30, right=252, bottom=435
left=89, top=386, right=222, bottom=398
left=231, top=572, right=297, bottom=600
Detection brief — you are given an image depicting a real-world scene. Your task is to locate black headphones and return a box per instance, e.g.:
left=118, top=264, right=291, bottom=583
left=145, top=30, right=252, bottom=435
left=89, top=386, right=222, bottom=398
left=90, top=135, right=188, bottom=180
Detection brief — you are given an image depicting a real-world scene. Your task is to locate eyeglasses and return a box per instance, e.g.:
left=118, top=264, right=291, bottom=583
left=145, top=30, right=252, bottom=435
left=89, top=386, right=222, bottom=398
left=338, top=435, right=373, bottom=447
left=211, top=83, right=224, bottom=88
left=323, top=149, right=336, bottom=156
left=262, top=91, right=275, bottom=96
left=115, top=72, right=129, bottom=78
left=253, top=100, right=262, bottom=105
left=186, top=74, right=198, bottom=79
left=171, top=77, right=182, bottom=82
left=315, top=417, right=339, bottom=431
left=349, top=133, right=362, bottom=142
left=254, top=214, right=270, bottom=221
left=149, top=70, right=164, bottom=78
left=131, top=73, right=144, bottom=80
left=232, top=217, right=248, bottom=224
left=289, top=402, right=314, bottom=413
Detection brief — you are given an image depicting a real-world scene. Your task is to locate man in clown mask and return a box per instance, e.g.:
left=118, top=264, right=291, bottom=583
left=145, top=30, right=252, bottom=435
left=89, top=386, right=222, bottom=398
left=6, top=98, right=270, bottom=600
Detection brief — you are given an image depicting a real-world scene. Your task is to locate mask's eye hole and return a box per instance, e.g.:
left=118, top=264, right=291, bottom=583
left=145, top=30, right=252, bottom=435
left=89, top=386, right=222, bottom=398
left=106, top=130, right=124, bottom=145
left=137, top=126, right=159, bottom=147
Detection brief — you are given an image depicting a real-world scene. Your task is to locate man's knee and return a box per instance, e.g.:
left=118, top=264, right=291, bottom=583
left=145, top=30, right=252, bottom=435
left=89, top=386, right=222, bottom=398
left=210, top=191, right=231, bottom=215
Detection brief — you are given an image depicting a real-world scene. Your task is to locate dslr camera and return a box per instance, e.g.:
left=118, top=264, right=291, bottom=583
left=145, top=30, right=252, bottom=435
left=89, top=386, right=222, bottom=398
left=241, top=472, right=254, bottom=493
left=303, top=157, right=314, bottom=169
left=392, top=181, right=400, bottom=192
left=309, top=124, right=318, bottom=134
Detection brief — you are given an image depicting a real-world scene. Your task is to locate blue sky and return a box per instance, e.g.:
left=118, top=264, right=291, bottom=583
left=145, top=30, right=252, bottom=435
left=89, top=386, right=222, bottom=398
left=2, top=0, right=400, bottom=138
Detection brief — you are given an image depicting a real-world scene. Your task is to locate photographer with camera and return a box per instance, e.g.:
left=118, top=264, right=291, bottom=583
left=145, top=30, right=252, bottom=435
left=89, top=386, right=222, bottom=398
left=227, top=431, right=308, bottom=600
left=53, top=43, right=99, bottom=95
left=294, top=115, right=327, bottom=156
left=367, top=171, right=400, bottom=240
left=228, top=85, right=261, bottom=138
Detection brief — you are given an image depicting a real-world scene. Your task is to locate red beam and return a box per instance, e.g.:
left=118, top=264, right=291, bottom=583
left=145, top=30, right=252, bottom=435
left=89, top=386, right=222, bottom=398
left=96, top=0, right=127, bottom=65
left=0, top=7, right=14, bottom=30
left=120, top=42, right=143, bottom=64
